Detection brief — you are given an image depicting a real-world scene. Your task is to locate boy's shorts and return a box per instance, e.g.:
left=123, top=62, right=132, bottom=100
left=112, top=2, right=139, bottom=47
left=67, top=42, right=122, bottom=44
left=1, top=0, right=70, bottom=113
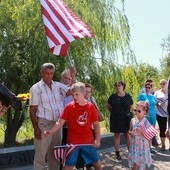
left=65, top=145, right=100, bottom=166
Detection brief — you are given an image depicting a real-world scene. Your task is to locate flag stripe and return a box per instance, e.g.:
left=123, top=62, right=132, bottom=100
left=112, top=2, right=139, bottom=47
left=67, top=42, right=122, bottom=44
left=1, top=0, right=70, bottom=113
left=40, top=0, right=94, bottom=56
left=44, top=0, right=76, bottom=40
left=54, top=0, right=92, bottom=38
left=41, top=2, right=71, bottom=45
left=52, top=0, right=83, bottom=38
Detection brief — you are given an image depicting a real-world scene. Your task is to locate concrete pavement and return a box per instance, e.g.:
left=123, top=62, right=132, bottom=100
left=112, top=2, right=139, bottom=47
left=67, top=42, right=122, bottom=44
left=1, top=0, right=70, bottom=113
left=2, top=145, right=170, bottom=170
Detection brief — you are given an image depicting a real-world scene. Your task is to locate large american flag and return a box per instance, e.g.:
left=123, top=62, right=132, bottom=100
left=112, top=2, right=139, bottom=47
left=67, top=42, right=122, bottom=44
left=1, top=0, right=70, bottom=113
left=40, top=0, right=94, bottom=56
left=139, top=118, right=159, bottom=141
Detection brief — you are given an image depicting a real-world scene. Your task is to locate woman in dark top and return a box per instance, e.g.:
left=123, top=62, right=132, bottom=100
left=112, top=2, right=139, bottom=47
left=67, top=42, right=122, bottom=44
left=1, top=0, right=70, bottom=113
left=107, top=81, right=133, bottom=160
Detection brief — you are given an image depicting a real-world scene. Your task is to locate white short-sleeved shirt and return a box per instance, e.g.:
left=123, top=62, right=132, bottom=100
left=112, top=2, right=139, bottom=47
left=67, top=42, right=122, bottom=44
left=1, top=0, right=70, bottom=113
left=154, top=90, right=168, bottom=117
left=29, top=79, right=68, bottom=121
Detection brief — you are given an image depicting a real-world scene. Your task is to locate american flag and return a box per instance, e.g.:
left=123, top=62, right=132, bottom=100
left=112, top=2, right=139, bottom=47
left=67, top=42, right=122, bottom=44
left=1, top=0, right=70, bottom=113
left=40, top=0, right=94, bottom=56
left=53, top=144, right=78, bottom=165
left=53, top=145, right=67, bottom=165
left=53, top=144, right=92, bottom=165
left=139, top=118, right=159, bottom=141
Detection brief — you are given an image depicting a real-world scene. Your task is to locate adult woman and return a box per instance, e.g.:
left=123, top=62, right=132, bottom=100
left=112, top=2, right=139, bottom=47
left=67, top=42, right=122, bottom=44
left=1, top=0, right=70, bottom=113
left=107, top=81, right=133, bottom=160
left=154, top=79, right=169, bottom=150
left=138, top=82, right=158, bottom=148
left=138, top=82, right=157, bottom=126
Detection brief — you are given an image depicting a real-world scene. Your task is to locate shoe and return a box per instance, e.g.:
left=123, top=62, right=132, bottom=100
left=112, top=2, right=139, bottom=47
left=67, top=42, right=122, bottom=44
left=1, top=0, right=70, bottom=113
left=150, top=148, right=157, bottom=154
left=152, top=136, right=158, bottom=147
left=160, top=146, right=166, bottom=151
left=115, top=151, right=121, bottom=160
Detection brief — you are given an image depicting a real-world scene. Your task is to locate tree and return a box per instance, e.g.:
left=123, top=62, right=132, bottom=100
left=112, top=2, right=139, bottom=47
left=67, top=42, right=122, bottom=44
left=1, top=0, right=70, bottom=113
left=121, top=65, right=140, bottom=103
left=134, top=63, right=160, bottom=88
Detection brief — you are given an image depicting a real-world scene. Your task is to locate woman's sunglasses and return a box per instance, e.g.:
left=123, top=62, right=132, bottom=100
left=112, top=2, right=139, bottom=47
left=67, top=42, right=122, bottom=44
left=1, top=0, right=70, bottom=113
left=160, top=82, right=166, bottom=85
left=145, top=86, right=151, bottom=89
left=134, top=109, right=141, bottom=113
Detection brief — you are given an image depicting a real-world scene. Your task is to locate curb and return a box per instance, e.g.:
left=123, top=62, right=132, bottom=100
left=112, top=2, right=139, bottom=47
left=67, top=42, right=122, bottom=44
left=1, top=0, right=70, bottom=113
left=0, top=133, right=125, bottom=169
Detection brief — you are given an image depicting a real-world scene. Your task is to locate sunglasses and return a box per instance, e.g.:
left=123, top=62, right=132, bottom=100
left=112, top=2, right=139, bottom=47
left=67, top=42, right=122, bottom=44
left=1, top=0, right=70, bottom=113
left=160, top=82, right=166, bottom=85
left=145, top=86, right=151, bottom=89
left=134, top=109, right=141, bottom=113
left=115, top=84, right=122, bottom=87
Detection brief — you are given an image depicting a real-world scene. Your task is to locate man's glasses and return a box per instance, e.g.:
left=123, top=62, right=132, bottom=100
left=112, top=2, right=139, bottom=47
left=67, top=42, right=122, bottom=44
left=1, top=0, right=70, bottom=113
left=160, top=82, right=166, bottom=85
left=134, top=109, right=141, bottom=113
left=145, top=86, right=151, bottom=89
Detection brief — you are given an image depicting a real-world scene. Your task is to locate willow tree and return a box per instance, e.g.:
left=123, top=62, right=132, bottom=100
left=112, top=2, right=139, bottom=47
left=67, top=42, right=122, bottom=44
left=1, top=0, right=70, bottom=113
left=0, top=0, right=131, bottom=146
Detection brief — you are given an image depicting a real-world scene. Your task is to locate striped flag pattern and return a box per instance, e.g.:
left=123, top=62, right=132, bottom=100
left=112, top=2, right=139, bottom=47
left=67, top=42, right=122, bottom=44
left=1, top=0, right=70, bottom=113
left=53, top=146, right=67, bottom=164
left=139, top=118, right=159, bottom=141
left=40, top=0, right=94, bottom=56
left=53, top=144, right=92, bottom=165
left=53, top=144, right=78, bottom=165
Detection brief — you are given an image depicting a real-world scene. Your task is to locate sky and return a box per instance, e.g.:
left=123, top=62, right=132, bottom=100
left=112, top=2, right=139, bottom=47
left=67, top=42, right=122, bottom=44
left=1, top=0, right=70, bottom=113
left=124, top=0, right=170, bottom=69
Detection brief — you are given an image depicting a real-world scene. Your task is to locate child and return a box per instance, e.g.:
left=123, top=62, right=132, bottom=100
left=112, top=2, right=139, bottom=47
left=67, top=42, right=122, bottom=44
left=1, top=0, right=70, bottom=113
left=44, top=82, right=102, bottom=170
left=128, top=101, right=153, bottom=170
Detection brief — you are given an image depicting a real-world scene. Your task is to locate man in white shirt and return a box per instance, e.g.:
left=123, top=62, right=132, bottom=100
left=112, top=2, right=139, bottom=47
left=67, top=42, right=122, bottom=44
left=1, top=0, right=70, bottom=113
left=29, top=63, right=68, bottom=170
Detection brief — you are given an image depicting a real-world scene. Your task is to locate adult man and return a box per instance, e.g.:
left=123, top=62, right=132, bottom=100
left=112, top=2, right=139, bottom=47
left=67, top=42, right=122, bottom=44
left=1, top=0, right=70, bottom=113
left=29, top=63, right=68, bottom=170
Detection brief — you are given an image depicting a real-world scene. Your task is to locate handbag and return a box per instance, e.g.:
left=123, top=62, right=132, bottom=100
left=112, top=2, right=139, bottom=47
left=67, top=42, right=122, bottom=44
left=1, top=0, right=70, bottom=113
left=126, top=111, right=133, bottom=125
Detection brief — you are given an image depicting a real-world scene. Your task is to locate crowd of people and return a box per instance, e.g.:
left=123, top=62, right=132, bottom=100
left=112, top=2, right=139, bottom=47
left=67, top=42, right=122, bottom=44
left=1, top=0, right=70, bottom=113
left=0, top=62, right=170, bottom=170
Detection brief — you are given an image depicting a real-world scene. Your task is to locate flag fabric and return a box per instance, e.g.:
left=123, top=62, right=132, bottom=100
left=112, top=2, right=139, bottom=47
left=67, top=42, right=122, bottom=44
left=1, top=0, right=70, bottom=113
left=53, top=146, right=67, bottom=165
left=40, top=0, right=94, bottom=56
left=53, top=144, right=92, bottom=165
left=139, top=118, right=159, bottom=141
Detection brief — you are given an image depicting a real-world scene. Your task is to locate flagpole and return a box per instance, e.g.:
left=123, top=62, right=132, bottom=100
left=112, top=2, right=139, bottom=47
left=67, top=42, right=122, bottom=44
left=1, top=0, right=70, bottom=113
left=66, top=51, right=74, bottom=67
left=54, top=144, right=93, bottom=149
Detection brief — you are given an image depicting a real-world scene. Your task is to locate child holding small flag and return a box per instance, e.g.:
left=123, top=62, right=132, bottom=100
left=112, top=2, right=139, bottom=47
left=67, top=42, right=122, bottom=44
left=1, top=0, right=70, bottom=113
left=44, top=82, right=102, bottom=170
left=128, top=101, right=158, bottom=170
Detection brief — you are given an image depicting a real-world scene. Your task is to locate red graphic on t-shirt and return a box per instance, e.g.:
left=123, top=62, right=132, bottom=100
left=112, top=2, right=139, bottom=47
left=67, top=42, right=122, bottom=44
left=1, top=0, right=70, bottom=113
left=77, top=112, right=88, bottom=126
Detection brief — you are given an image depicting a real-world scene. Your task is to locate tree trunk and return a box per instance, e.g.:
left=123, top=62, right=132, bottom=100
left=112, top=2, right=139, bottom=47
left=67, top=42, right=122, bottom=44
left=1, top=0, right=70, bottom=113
left=4, top=108, right=25, bottom=147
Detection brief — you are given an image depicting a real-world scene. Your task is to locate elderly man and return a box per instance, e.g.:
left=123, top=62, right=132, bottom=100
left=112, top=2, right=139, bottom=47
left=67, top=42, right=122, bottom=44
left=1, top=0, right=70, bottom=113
left=29, top=63, right=68, bottom=170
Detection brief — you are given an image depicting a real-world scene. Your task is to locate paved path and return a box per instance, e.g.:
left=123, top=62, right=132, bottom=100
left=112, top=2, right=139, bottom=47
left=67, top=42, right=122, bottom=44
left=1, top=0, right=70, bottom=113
left=2, top=145, right=170, bottom=170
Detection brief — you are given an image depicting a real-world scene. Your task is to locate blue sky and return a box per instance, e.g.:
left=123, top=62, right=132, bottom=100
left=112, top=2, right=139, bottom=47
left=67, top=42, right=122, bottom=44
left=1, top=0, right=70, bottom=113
left=124, top=0, right=170, bottom=69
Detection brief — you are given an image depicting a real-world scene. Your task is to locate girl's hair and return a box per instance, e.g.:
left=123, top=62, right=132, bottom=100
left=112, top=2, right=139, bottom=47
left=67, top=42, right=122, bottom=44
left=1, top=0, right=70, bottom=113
left=70, top=82, right=86, bottom=93
left=136, top=101, right=149, bottom=115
